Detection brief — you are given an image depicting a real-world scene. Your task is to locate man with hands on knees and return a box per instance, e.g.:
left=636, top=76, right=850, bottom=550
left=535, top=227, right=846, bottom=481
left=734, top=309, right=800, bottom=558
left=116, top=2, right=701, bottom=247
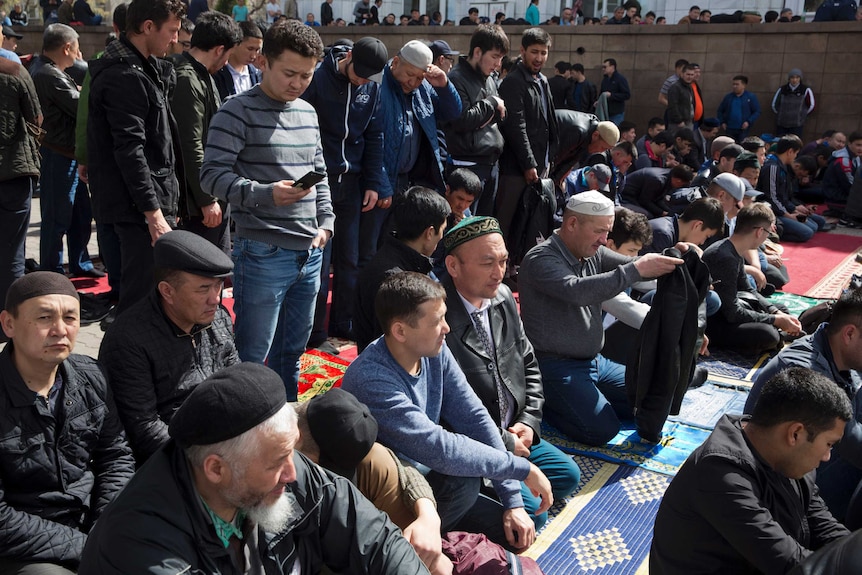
left=518, top=191, right=685, bottom=446
left=341, top=271, right=553, bottom=551
left=441, top=216, right=581, bottom=531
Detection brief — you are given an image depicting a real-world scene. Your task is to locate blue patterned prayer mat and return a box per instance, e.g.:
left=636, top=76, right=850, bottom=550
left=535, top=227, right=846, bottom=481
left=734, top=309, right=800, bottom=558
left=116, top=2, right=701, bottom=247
left=543, top=419, right=710, bottom=477
left=543, top=380, right=749, bottom=476
left=528, top=456, right=667, bottom=574
left=697, top=347, right=769, bottom=380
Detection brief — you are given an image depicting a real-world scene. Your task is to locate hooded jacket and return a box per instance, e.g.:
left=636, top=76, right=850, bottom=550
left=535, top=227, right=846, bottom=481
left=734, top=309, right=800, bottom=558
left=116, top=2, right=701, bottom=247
left=300, top=45, right=388, bottom=197
left=821, top=145, right=861, bottom=203
left=87, top=35, right=182, bottom=225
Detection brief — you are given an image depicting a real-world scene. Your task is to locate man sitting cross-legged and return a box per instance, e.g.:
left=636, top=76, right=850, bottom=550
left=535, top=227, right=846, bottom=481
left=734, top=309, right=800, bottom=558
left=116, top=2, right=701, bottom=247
left=341, top=271, right=553, bottom=551
left=441, top=216, right=581, bottom=530
left=702, top=202, right=802, bottom=355
left=651, top=367, right=852, bottom=574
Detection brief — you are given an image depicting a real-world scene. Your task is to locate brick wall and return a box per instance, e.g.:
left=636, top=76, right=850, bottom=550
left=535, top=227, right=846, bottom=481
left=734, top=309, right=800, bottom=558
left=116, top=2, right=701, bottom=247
left=14, top=22, right=861, bottom=140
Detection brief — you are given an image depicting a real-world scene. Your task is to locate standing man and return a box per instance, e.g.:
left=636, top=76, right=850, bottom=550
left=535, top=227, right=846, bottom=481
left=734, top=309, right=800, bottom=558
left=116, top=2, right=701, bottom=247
left=170, top=12, right=242, bottom=254
left=443, top=23, right=509, bottom=216
left=87, top=0, right=187, bottom=314
left=442, top=216, right=581, bottom=530
left=772, top=68, right=815, bottom=137
left=200, top=20, right=334, bottom=399
left=0, top=57, right=40, bottom=326
left=320, top=0, right=333, bottom=25
left=497, top=27, right=557, bottom=247
left=212, top=21, right=262, bottom=101
left=0, top=272, right=135, bottom=573
left=34, top=24, right=100, bottom=279
left=666, top=64, right=696, bottom=129
left=518, top=192, right=683, bottom=445
left=600, top=57, right=630, bottom=126
left=301, top=37, right=389, bottom=345
left=378, top=39, right=461, bottom=198
left=717, top=75, right=761, bottom=142
left=567, top=62, right=597, bottom=113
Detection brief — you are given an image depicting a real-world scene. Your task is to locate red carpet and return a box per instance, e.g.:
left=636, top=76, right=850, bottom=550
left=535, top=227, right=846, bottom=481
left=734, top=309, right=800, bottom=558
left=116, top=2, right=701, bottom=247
left=780, top=232, right=862, bottom=298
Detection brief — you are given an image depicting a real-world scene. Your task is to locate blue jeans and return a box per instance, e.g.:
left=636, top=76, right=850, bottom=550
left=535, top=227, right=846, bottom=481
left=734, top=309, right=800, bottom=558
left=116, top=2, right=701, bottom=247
left=0, top=176, right=33, bottom=314
left=609, top=113, right=625, bottom=126
left=232, top=237, right=322, bottom=399
left=779, top=213, right=825, bottom=242
left=520, top=440, right=581, bottom=529
left=39, top=148, right=94, bottom=274
left=538, top=354, right=630, bottom=446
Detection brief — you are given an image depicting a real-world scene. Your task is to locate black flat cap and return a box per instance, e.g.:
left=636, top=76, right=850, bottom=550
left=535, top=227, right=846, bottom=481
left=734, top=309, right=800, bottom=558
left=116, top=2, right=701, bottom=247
left=169, top=363, right=287, bottom=447
left=154, top=230, right=233, bottom=278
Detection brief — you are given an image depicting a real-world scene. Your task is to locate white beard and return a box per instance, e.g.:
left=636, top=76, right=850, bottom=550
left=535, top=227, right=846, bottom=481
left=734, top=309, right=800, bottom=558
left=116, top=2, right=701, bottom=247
left=246, top=492, right=297, bottom=533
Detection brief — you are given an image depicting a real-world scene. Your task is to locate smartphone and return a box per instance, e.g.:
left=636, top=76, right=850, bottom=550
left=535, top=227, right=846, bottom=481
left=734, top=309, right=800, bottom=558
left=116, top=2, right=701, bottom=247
left=293, top=171, right=326, bottom=190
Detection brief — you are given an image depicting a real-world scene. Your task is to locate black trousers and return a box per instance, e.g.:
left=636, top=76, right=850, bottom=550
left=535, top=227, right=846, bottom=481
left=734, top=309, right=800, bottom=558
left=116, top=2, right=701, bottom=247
left=114, top=221, right=157, bottom=314
left=0, top=176, right=33, bottom=314
left=706, top=313, right=780, bottom=356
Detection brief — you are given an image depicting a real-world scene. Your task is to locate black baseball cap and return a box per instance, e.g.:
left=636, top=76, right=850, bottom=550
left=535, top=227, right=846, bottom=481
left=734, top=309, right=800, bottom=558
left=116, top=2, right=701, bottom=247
left=351, top=37, right=388, bottom=83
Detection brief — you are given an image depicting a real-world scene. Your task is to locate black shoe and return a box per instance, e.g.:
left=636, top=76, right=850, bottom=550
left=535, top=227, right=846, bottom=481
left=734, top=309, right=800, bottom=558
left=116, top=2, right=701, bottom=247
left=100, top=307, right=118, bottom=332
left=759, top=283, right=776, bottom=297
left=75, top=268, right=107, bottom=278
left=688, top=366, right=708, bottom=389
left=839, top=218, right=861, bottom=229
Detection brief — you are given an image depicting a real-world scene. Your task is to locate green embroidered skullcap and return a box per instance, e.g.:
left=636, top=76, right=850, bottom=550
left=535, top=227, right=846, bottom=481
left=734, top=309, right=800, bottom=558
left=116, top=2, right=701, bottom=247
left=443, top=216, right=502, bottom=254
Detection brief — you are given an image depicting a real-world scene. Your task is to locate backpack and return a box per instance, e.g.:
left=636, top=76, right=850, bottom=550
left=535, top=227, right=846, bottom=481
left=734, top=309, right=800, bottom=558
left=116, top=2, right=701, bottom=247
left=798, top=275, right=862, bottom=334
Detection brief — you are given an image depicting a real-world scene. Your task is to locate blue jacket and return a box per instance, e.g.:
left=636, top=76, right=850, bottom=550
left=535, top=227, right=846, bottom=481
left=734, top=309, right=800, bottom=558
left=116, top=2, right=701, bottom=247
left=301, top=46, right=388, bottom=196
left=379, top=63, right=461, bottom=194
left=716, top=90, right=761, bottom=130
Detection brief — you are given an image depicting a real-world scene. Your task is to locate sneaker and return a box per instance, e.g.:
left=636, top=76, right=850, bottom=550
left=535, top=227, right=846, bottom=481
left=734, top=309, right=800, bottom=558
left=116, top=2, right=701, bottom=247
left=839, top=218, right=861, bottom=228
left=314, top=340, right=341, bottom=356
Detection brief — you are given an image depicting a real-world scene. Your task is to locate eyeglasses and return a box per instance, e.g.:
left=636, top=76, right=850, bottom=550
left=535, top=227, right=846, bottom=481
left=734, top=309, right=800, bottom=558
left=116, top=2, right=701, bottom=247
left=443, top=55, right=455, bottom=62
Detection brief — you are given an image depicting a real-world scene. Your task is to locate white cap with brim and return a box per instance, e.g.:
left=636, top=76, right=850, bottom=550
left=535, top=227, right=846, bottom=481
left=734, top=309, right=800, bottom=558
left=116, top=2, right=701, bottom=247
left=712, top=173, right=746, bottom=202
left=566, top=190, right=615, bottom=216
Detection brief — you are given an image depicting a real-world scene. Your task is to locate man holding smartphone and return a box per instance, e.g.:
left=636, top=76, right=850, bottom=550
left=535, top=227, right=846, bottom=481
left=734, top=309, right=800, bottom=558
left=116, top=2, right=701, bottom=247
left=201, top=20, right=334, bottom=399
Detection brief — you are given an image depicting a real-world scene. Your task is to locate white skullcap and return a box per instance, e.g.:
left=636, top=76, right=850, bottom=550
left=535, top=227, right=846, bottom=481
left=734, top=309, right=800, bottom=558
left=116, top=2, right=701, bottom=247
left=566, top=190, right=615, bottom=216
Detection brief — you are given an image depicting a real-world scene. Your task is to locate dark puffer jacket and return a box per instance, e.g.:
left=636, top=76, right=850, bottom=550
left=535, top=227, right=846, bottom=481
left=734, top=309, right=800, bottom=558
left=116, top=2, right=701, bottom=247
left=99, top=289, right=239, bottom=463
left=79, top=442, right=428, bottom=574
left=0, top=61, right=41, bottom=182
left=0, top=346, right=135, bottom=569
left=87, top=35, right=182, bottom=225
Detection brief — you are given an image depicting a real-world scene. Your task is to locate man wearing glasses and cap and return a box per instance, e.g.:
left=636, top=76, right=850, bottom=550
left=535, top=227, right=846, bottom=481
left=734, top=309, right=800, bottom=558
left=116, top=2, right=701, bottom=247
left=429, top=39, right=458, bottom=74
left=302, top=36, right=389, bottom=347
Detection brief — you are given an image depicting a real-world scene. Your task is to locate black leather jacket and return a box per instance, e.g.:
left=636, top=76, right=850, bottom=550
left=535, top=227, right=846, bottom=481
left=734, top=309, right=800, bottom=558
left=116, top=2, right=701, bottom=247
left=442, top=57, right=505, bottom=166
left=0, top=346, right=134, bottom=569
left=32, top=56, right=79, bottom=156
left=80, top=442, right=427, bottom=574
left=442, top=276, right=544, bottom=449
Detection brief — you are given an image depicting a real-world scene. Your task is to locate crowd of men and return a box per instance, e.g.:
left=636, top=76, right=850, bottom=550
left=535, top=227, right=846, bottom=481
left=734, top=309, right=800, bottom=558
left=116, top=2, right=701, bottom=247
left=2, top=1, right=862, bottom=573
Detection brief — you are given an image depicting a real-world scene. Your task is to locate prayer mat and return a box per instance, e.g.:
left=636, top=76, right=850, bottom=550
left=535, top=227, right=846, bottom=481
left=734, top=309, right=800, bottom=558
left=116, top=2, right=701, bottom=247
left=527, top=455, right=667, bottom=574
left=697, top=347, right=770, bottom=380
left=779, top=232, right=862, bottom=298
left=769, top=291, right=822, bottom=317
left=542, top=419, right=710, bottom=477
left=543, top=378, right=750, bottom=476
left=297, top=349, right=348, bottom=402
